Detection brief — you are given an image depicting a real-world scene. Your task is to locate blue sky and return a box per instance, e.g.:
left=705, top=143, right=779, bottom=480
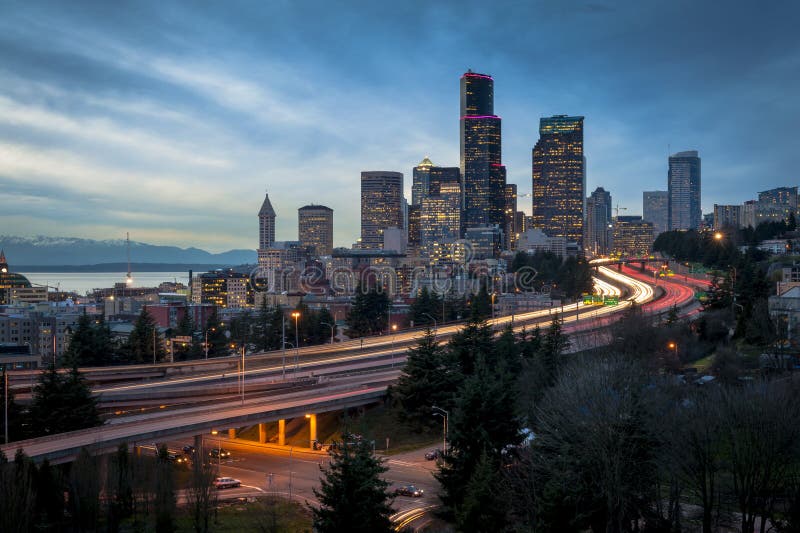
left=0, top=0, right=797, bottom=252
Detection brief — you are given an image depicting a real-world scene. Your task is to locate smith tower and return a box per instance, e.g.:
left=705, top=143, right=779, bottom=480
left=460, top=70, right=505, bottom=233
left=531, top=115, right=585, bottom=247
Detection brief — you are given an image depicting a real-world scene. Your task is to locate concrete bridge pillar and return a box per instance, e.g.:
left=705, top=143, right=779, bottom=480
left=278, top=419, right=286, bottom=446
left=307, top=414, right=317, bottom=449
left=258, top=423, right=267, bottom=444
left=228, top=428, right=236, bottom=439
left=194, top=434, right=202, bottom=455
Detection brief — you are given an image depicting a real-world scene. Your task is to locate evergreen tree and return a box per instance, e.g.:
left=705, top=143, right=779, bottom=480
left=469, top=283, right=492, bottom=321
left=35, top=459, right=65, bottom=530
left=63, top=311, right=95, bottom=367
left=154, top=445, right=176, bottom=533
left=541, top=313, right=569, bottom=388
left=126, top=307, right=166, bottom=364
left=436, top=356, right=522, bottom=520
left=28, top=365, right=101, bottom=437
left=176, top=311, right=194, bottom=336
left=203, top=309, right=229, bottom=358
left=346, top=284, right=391, bottom=338
left=1, top=368, right=24, bottom=442
left=447, top=318, right=494, bottom=377
left=456, top=450, right=507, bottom=533
left=394, top=329, right=459, bottom=428
left=312, top=436, right=393, bottom=533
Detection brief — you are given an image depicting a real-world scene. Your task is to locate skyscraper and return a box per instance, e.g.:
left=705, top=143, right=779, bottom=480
left=411, top=156, right=434, bottom=207
left=585, top=187, right=612, bottom=256
left=505, top=183, right=517, bottom=249
left=258, top=192, right=276, bottom=249
left=420, top=181, right=462, bottom=254
left=360, top=171, right=404, bottom=250
left=643, top=191, right=669, bottom=237
left=298, top=204, right=334, bottom=256
left=460, top=70, right=505, bottom=233
left=668, top=151, right=701, bottom=231
left=531, top=115, right=585, bottom=247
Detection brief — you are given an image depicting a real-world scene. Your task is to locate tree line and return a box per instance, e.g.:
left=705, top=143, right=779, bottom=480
left=61, top=300, right=337, bottom=368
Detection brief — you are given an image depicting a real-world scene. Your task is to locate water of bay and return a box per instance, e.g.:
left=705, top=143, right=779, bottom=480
left=21, top=272, right=192, bottom=295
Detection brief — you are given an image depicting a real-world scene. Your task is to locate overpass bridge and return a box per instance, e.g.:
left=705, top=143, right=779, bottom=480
left=2, top=266, right=692, bottom=464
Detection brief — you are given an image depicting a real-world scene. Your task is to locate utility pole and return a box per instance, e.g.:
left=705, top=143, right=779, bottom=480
left=4, top=370, right=8, bottom=445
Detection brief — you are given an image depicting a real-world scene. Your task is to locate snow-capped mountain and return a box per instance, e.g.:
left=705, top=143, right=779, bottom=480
left=0, top=235, right=255, bottom=266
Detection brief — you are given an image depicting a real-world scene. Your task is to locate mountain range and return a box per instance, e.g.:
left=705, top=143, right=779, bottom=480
left=0, top=235, right=255, bottom=267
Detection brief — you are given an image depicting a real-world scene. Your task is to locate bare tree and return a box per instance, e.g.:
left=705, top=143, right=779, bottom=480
left=0, top=449, right=37, bottom=533
left=719, top=380, right=800, bottom=533
left=186, top=456, right=218, bottom=533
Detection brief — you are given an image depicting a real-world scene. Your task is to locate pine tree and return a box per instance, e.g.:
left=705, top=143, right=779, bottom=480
left=448, top=318, right=494, bottom=377
left=28, top=365, right=101, bottom=437
left=469, top=283, right=492, bottom=321
left=63, top=311, right=94, bottom=367
left=1, top=367, right=24, bottom=442
left=126, top=307, right=166, bottom=364
left=394, top=329, right=459, bottom=428
left=456, top=450, right=507, bottom=533
left=312, top=436, right=393, bottom=533
left=346, top=284, right=390, bottom=338
left=203, top=309, right=228, bottom=358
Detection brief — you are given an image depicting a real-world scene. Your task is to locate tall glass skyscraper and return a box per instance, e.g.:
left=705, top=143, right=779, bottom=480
left=298, top=204, right=334, bottom=256
left=460, top=70, right=505, bottom=233
left=586, top=187, right=612, bottom=256
left=643, top=190, right=669, bottom=237
left=531, top=115, right=585, bottom=247
left=668, top=151, right=701, bottom=230
left=360, top=171, right=404, bottom=250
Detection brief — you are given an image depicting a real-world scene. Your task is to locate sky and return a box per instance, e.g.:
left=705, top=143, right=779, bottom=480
left=0, top=0, right=798, bottom=252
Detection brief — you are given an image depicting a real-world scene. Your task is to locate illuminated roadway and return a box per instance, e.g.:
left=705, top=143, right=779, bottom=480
left=2, top=267, right=691, bottom=466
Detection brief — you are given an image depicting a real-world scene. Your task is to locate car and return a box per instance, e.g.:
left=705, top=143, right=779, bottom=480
left=167, top=452, right=188, bottom=464
left=213, top=477, right=241, bottom=489
left=208, top=448, right=231, bottom=459
left=394, top=485, right=424, bottom=497
left=182, top=445, right=196, bottom=455
left=424, top=449, right=442, bottom=461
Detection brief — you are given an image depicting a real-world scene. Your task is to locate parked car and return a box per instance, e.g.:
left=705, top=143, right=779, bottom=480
left=208, top=448, right=231, bottom=459
left=182, top=445, right=196, bottom=455
left=213, top=477, right=241, bottom=489
left=394, top=485, right=424, bottom=497
left=424, top=449, right=442, bottom=461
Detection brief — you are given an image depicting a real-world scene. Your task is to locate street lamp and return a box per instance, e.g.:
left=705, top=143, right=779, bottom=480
left=491, top=292, right=496, bottom=321
left=391, top=324, right=397, bottom=368
left=291, top=311, right=300, bottom=375
left=240, top=345, right=245, bottom=405
left=320, top=321, right=335, bottom=344
left=432, top=406, right=448, bottom=456
left=668, top=342, right=678, bottom=361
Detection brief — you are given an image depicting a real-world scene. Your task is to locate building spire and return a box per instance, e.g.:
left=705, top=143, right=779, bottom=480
left=0, top=249, right=7, bottom=273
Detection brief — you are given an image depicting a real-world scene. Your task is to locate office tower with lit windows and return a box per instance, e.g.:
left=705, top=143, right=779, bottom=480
left=612, top=216, right=655, bottom=257
left=668, top=151, right=701, bottom=230
left=585, top=187, right=612, bottom=256
left=460, top=70, right=506, bottom=233
left=360, top=171, right=404, bottom=250
left=713, top=204, right=742, bottom=230
left=298, top=204, right=334, bottom=256
left=258, top=192, right=276, bottom=249
left=643, top=191, right=669, bottom=237
left=420, top=180, right=462, bottom=254
left=531, top=115, right=585, bottom=247
left=504, top=184, right=517, bottom=249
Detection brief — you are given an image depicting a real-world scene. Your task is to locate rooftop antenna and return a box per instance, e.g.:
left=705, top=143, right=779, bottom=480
left=126, top=232, right=133, bottom=285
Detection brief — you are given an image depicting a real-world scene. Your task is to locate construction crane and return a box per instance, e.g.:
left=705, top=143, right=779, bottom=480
left=613, top=203, right=628, bottom=217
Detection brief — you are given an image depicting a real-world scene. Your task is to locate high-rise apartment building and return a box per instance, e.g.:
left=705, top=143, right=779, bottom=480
left=460, top=70, right=505, bottom=232
left=585, top=187, right=612, bottom=256
left=412, top=157, right=434, bottom=206
left=298, top=204, right=334, bottom=256
left=758, top=186, right=798, bottom=223
left=531, top=115, right=585, bottom=247
left=643, top=191, right=669, bottom=237
left=258, top=192, right=276, bottom=249
left=360, top=171, right=404, bottom=250
left=713, top=204, right=742, bottom=230
left=668, top=151, right=701, bottom=231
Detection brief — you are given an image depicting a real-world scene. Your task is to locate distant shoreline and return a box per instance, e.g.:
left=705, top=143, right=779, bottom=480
left=17, top=263, right=244, bottom=273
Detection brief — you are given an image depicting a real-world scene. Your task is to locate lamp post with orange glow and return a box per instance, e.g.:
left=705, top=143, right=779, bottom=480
left=291, top=311, right=300, bottom=375
left=668, top=342, right=678, bottom=362
left=391, top=324, right=398, bottom=368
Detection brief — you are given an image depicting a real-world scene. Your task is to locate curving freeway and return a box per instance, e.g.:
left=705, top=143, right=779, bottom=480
left=1, top=266, right=701, bottom=465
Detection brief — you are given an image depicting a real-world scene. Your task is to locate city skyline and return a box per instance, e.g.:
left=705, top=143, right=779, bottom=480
left=0, top=1, right=798, bottom=251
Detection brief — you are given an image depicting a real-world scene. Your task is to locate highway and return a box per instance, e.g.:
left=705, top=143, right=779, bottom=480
left=2, top=265, right=698, bottom=466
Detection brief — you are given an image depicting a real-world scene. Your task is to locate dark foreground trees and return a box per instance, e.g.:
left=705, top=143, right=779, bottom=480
left=312, top=435, right=393, bottom=533
left=27, top=364, right=101, bottom=438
